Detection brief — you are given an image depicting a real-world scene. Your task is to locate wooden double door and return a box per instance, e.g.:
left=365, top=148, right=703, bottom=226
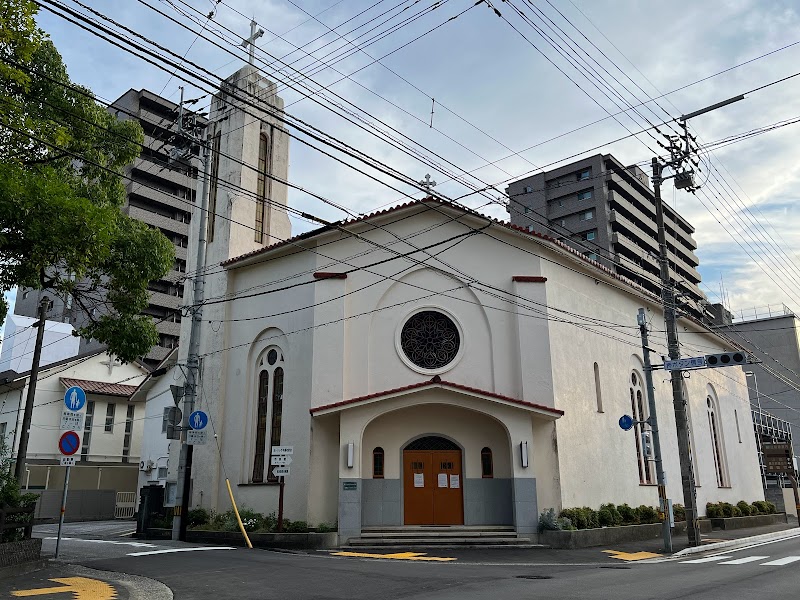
left=403, top=445, right=464, bottom=525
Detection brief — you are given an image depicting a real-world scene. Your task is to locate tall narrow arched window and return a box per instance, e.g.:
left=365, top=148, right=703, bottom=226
left=251, top=347, right=285, bottom=483
left=594, top=362, right=603, bottom=412
left=255, top=132, right=271, bottom=243
left=207, top=131, right=221, bottom=241
left=630, top=371, right=654, bottom=484
left=481, top=447, right=493, bottom=478
left=373, top=447, right=384, bottom=478
left=252, top=371, right=269, bottom=482
left=707, top=395, right=728, bottom=486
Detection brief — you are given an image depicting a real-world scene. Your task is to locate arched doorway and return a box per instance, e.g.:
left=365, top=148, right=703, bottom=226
left=403, top=436, right=464, bottom=525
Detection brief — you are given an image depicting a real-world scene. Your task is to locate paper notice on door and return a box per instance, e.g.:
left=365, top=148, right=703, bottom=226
left=414, top=473, right=424, bottom=488
left=449, top=474, right=460, bottom=489
left=437, top=473, right=448, bottom=488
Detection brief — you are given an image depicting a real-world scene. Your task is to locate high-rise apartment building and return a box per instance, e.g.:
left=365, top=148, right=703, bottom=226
left=14, top=89, right=206, bottom=368
left=506, top=153, right=707, bottom=317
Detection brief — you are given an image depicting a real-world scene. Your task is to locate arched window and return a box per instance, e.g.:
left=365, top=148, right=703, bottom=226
left=630, top=371, right=654, bottom=484
left=255, top=132, right=271, bottom=243
left=251, top=347, right=285, bottom=483
left=707, top=394, right=728, bottom=487
left=481, top=447, right=493, bottom=478
left=594, top=362, right=603, bottom=412
left=373, top=447, right=384, bottom=478
left=207, top=131, right=221, bottom=241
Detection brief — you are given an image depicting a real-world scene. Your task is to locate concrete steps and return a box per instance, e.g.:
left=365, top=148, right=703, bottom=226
left=344, top=526, right=536, bottom=548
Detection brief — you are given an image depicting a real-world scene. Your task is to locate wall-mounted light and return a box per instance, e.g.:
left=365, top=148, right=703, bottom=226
left=347, top=442, right=354, bottom=468
left=520, top=441, right=529, bottom=468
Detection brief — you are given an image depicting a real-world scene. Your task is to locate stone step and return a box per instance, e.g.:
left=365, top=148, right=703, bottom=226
left=362, top=525, right=515, bottom=532
left=345, top=536, right=532, bottom=547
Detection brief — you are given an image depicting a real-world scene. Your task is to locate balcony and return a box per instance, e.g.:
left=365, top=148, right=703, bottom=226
left=125, top=205, right=189, bottom=237
left=127, top=181, right=193, bottom=214
left=131, top=157, right=193, bottom=189
left=148, top=290, right=181, bottom=311
left=156, top=320, right=182, bottom=337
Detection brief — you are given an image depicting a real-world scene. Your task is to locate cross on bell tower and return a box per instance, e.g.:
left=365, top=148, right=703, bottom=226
left=241, top=19, right=265, bottom=65
left=418, top=174, right=437, bottom=194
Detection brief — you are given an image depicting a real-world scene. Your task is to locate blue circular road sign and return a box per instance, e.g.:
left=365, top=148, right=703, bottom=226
left=59, top=431, right=81, bottom=456
left=619, top=415, right=635, bottom=431
left=64, top=386, right=86, bottom=412
left=189, top=410, right=208, bottom=430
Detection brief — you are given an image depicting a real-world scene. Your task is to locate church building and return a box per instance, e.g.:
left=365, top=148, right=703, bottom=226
left=155, top=67, right=764, bottom=543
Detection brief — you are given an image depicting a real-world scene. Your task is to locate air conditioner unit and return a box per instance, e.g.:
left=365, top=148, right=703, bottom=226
left=139, top=460, right=154, bottom=472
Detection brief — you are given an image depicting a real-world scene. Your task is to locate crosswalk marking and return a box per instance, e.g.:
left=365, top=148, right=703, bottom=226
left=681, top=555, right=732, bottom=564
left=718, top=556, right=770, bottom=565
left=760, top=556, right=800, bottom=566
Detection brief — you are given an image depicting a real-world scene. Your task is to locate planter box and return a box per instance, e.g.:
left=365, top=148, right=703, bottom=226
left=184, top=530, right=339, bottom=549
left=541, top=520, right=712, bottom=549
left=0, top=538, right=41, bottom=567
left=709, top=513, right=788, bottom=530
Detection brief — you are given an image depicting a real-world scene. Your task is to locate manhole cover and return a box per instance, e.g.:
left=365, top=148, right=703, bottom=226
left=516, top=575, right=553, bottom=580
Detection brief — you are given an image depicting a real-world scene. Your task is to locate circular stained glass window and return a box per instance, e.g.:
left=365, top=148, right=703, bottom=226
left=400, top=310, right=460, bottom=370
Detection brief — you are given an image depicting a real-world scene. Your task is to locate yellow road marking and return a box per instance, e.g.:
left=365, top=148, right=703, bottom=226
left=333, top=551, right=456, bottom=562
left=602, top=550, right=661, bottom=561
left=12, top=576, right=116, bottom=599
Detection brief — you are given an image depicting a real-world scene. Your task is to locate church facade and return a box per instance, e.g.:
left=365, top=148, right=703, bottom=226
left=158, top=67, right=764, bottom=542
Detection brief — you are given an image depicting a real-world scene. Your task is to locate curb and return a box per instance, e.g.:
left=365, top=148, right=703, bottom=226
left=66, top=564, right=173, bottom=600
left=673, top=527, right=800, bottom=557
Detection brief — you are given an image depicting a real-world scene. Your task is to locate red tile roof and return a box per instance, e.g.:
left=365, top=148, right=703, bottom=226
left=61, top=378, right=139, bottom=398
left=309, top=378, right=564, bottom=417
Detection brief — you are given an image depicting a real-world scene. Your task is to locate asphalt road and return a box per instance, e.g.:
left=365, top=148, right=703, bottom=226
left=67, top=533, right=800, bottom=599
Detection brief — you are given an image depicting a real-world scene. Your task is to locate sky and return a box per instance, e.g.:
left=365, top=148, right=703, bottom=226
left=7, top=0, right=800, bottom=333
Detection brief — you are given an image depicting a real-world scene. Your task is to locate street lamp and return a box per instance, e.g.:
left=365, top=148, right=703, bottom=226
left=745, top=371, right=762, bottom=412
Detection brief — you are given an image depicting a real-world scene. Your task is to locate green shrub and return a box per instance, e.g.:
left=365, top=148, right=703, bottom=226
left=285, top=520, right=309, bottom=533
left=706, top=503, right=721, bottom=518
left=731, top=506, right=743, bottom=517
left=187, top=508, right=210, bottom=528
left=617, top=503, right=638, bottom=525
left=315, top=522, right=336, bottom=534
left=720, top=502, right=735, bottom=518
left=636, top=505, right=659, bottom=524
left=557, top=517, right=576, bottom=531
left=736, top=501, right=752, bottom=517
left=0, top=441, right=38, bottom=542
left=672, top=503, right=686, bottom=522
left=582, top=507, right=600, bottom=529
left=752, top=500, right=770, bottom=514
left=766, top=501, right=777, bottom=514
left=151, top=516, right=172, bottom=529
left=599, top=503, right=622, bottom=526
left=538, top=508, right=560, bottom=532
left=559, top=508, right=584, bottom=529
left=749, top=502, right=761, bottom=515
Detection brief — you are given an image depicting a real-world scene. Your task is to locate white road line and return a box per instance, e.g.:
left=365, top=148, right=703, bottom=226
left=718, top=556, right=770, bottom=565
left=761, top=556, right=800, bottom=566
left=44, top=537, right=157, bottom=548
left=681, top=555, right=732, bottom=564
left=127, top=547, right=237, bottom=556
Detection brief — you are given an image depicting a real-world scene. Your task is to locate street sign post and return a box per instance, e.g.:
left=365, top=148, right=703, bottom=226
left=272, top=446, right=293, bottom=532
left=186, top=430, right=207, bottom=445
left=762, top=442, right=793, bottom=474
left=662, top=357, right=706, bottom=371
left=189, top=410, right=208, bottom=431
left=64, top=386, right=86, bottom=411
left=56, top=407, right=83, bottom=559
left=60, top=410, right=84, bottom=432
left=618, top=415, right=634, bottom=431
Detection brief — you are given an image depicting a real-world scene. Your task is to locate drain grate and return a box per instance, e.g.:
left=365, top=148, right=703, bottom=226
left=516, top=575, right=553, bottom=580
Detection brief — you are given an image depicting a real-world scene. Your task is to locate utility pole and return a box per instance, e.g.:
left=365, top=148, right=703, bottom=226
left=638, top=308, right=672, bottom=553
left=652, top=94, right=744, bottom=547
left=14, top=295, right=50, bottom=482
left=172, top=87, right=210, bottom=541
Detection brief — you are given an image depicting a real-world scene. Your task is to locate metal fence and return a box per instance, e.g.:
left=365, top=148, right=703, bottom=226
left=114, top=492, right=137, bottom=519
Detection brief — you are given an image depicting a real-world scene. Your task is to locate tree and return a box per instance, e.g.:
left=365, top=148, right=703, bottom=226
left=0, top=0, right=174, bottom=362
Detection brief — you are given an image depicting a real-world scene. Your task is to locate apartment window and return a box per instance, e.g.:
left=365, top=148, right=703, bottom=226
left=0, top=422, right=6, bottom=439
left=577, top=168, right=591, bottom=181
left=559, top=219, right=566, bottom=227
left=524, top=206, right=531, bottom=214
left=104, top=403, right=116, bottom=433
left=373, top=447, right=384, bottom=478
left=577, top=189, right=593, bottom=201
left=81, top=401, right=94, bottom=461
left=122, top=405, right=134, bottom=463
left=584, top=252, right=598, bottom=261
left=583, top=230, right=596, bottom=241
left=524, top=186, right=533, bottom=193
left=481, top=447, right=493, bottom=478
left=157, top=467, right=168, bottom=479
left=580, top=210, right=594, bottom=221
left=707, top=394, right=728, bottom=486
